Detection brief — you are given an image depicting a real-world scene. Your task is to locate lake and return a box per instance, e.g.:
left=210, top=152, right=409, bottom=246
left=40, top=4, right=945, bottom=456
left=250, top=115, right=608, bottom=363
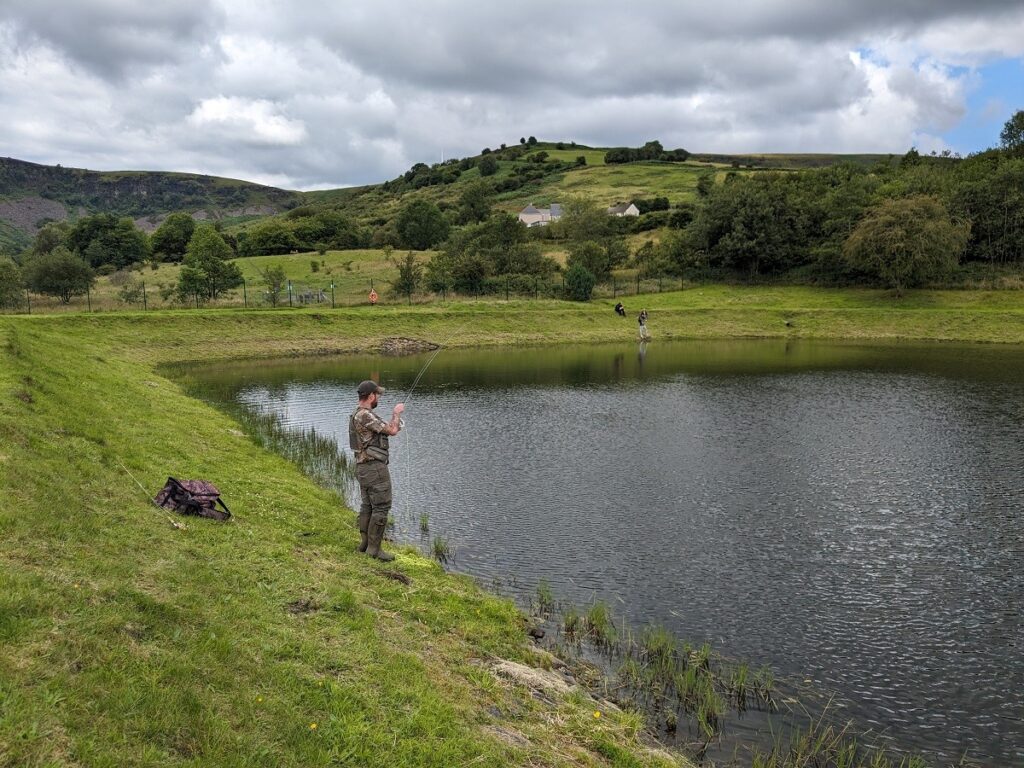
left=183, top=339, right=1024, bottom=766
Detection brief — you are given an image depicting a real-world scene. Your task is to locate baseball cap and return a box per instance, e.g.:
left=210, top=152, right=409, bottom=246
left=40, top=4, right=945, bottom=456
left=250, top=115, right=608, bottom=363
left=357, top=380, right=385, bottom=397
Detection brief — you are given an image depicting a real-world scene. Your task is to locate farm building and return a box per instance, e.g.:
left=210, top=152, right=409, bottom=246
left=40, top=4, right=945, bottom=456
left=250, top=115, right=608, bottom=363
left=607, top=202, right=640, bottom=217
left=518, top=203, right=563, bottom=227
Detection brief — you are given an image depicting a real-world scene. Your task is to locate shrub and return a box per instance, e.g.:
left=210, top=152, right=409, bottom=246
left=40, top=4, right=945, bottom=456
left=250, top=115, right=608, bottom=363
left=22, top=247, right=95, bottom=303
left=564, top=263, right=596, bottom=301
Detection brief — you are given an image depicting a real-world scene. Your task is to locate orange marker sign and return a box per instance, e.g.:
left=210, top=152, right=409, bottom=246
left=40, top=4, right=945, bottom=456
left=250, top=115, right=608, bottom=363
left=368, top=288, right=378, bottom=305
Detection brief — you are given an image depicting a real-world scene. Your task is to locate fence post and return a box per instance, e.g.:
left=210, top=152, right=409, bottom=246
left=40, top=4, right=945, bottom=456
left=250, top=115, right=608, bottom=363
left=287, top=281, right=292, bottom=307
left=142, top=281, right=147, bottom=311
left=331, top=282, right=335, bottom=309
left=407, top=287, right=412, bottom=305
left=613, top=280, right=617, bottom=298
left=86, top=286, right=91, bottom=313
left=534, top=276, right=539, bottom=299
left=505, top=276, right=509, bottom=301
left=26, top=290, right=30, bottom=314
left=636, top=274, right=640, bottom=294
left=195, top=291, right=200, bottom=310
left=658, top=276, right=663, bottom=293
left=243, top=279, right=247, bottom=308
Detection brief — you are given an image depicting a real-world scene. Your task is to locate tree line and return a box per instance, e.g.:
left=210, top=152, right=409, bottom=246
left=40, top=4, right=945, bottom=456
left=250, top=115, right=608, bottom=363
left=3, top=112, right=1023, bottom=309
left=0, top=212, right=244, bottom=306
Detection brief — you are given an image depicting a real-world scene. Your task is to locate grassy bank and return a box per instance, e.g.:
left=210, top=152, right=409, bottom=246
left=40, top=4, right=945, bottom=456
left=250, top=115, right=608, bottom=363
left=0, top=311, right=688, bottom=767
left=11, top=286, right=1024, bottom=365
left=2, top=289, right=1023, bottom=766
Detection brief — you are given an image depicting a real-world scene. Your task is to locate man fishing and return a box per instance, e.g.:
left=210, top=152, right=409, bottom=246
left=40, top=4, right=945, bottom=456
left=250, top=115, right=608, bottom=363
left=349, top=380, right=405, bottom=561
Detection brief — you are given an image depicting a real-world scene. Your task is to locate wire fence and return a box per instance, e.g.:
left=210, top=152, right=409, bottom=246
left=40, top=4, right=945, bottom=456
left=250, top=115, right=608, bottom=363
left=2, top=273, right=689, bottom=315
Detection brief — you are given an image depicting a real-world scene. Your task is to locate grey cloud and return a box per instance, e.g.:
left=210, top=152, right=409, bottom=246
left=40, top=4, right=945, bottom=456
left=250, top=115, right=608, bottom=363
left=1, top=0, right=1022, bottom=188
left=1, top=0, right=223, bottom=78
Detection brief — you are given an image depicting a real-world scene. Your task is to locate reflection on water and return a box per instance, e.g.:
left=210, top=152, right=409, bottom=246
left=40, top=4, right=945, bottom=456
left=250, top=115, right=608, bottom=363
left=181, top=340, right=1024, bottom=766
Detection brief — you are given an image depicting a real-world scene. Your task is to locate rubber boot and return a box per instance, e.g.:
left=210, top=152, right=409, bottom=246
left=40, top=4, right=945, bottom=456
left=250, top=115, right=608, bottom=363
left=365, top=514, right=394, bottom=562
left=357, top=511, right=370, bottom=553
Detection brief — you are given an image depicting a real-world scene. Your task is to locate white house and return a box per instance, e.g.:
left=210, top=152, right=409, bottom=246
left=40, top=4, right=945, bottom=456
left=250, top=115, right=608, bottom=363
left=607, top=202, right=640, bottom=217
left=518, top=203, right=563, bottom=227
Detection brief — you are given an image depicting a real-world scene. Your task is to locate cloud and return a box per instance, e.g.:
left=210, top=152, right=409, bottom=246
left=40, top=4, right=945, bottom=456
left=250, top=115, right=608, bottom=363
left=1, top=1, right=1022, bottom=189
left=186, top=96, right=307, bottom=147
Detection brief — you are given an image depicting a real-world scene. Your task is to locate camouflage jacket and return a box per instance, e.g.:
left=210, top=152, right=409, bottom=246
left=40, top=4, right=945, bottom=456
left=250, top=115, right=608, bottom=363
left=349, top=406, right=390, bottom=463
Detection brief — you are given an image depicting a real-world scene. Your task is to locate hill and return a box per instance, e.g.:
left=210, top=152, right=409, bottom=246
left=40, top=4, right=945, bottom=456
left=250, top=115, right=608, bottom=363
left=0, top=157, right=303, bottom=252
left=261, top=144, right=894, bottom=240
left=0, top=146, right=896, bottom=254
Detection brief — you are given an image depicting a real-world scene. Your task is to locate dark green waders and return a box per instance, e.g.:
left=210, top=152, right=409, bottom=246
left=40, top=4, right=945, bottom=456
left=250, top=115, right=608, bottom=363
left=356, top=461, right=394, bottom=562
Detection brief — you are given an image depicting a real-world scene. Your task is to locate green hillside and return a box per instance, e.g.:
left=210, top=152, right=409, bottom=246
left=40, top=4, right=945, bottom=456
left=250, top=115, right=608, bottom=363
left=0, top=157, right=303, bottom=250
left=1, top=146, right=895, bottom=255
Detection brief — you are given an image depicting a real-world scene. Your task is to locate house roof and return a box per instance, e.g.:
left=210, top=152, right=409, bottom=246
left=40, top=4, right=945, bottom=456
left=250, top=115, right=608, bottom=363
left=520, top=204, right=542, bottom=215
left=549, top=203, right=563, bottom=217
left=607, top=202, right=634, bottom=214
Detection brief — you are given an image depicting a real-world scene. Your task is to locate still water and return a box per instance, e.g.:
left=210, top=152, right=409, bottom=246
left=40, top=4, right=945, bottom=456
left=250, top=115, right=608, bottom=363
left=185, top=340, right=1024, bottom=765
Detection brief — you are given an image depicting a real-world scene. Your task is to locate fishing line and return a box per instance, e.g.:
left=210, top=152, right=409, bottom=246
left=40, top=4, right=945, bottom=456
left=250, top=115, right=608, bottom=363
left=399, top=323, right=467, bottom=531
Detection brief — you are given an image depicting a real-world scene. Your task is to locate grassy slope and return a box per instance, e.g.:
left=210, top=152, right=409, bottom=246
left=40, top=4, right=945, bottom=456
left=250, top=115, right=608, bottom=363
left=0, top=310, right=687, bottom=767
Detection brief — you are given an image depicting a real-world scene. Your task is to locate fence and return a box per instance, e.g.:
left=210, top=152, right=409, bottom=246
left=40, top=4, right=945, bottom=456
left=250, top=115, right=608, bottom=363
left=2, top=273, right=690, bottom=316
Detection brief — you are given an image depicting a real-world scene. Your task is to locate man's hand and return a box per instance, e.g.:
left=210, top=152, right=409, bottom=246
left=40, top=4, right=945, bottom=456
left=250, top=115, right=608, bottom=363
left=387, top=402, right=405, bottom=435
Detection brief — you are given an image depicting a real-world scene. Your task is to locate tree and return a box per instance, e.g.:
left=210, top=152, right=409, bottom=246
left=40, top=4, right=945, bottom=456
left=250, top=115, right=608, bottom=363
left=150, top=213, right=196, bottom=262
left=564, top=263, right=596, bottom=301
left=177, top=224, right=243, bottom=301
left=478, top=154, right=499, bottom=177
left=632, top=239, right=672, bottom=278
left=22, top=247, right=95, bottom=303
left=0, top=257, right=24, bottom=309
left=425, top=252, right=455, bottom=295
left=560, top=197, right=610, bottom=243
left=31, top=221, right=70, bottom=256
left=67, top=214, right=149, bottom=268
left=843, top=196, right=969, bottom=296
left=396, top=199, right=450, bottom=250
left=240, top=220, right=298, bottom=256
left=527, top=136, right=537, bottom=145
left=1000, top=110, right=1024, bottom=156
left=566, top=240, right=612, bottom=281
left=458, top=180, right=495, bottom=224
left=259, top=263, right=288, bottom=307
left=391, top=252, right=423, bottom=297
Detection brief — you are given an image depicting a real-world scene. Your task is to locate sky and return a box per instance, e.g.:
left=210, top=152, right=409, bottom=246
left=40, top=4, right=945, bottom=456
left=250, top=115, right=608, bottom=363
left=1, top=0, right=1023, bottom=190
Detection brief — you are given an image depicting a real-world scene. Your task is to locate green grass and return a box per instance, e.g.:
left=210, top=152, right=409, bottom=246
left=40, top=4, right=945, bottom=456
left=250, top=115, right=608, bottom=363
left=538, top=162, right=705, bottom=205
left=0, top=314, right=687, bottom=767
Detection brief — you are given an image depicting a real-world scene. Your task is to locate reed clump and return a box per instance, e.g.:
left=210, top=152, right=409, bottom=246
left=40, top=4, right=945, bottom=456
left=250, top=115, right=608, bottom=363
left=430, top=536, right=452, bottom=563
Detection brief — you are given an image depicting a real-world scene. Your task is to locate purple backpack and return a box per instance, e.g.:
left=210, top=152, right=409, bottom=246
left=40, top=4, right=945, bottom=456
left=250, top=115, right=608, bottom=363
left=154, top=477, right=231, bottom=521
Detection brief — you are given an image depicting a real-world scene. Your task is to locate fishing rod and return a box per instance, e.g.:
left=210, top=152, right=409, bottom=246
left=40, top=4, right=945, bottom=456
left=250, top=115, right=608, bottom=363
left=404, top=323, right=467, bottom=406
left=117, top=459, right=187, bottom=530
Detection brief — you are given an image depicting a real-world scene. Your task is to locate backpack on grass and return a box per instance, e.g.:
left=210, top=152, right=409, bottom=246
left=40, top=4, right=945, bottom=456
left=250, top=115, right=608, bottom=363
left=154, top=477, right=231, bottom=521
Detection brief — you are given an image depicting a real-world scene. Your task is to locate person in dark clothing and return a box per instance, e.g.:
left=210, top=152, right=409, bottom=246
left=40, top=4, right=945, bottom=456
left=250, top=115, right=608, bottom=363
left=614, top=302, right=626, bottom=317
